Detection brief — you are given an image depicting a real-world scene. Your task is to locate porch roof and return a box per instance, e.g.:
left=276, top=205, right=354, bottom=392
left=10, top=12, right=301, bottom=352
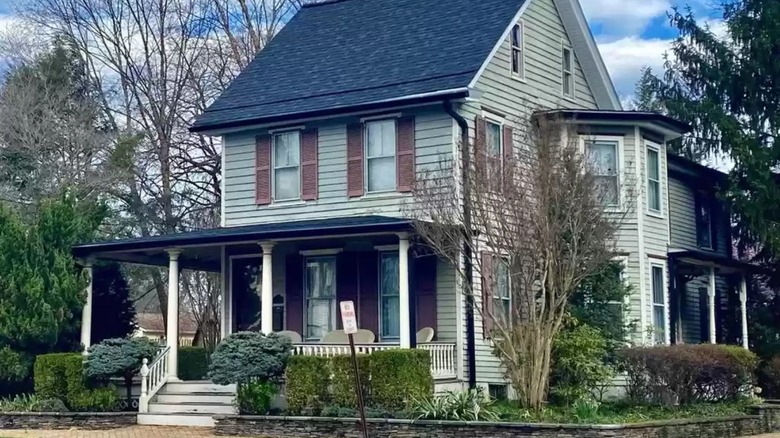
left=669, top=249, right=766, bottom=274
left=73, top=215, right=414, bottom=271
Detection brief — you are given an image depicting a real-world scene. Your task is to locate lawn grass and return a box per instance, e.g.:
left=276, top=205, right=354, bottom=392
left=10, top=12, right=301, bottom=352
left=492, top=399, right=755, bottom=424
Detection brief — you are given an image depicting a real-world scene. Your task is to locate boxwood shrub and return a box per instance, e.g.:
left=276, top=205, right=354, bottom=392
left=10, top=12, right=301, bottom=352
left=285, top=356, right=329, bottom=415
left=330, top=354, right=370, bottom=408
left=34, top=353, right=119, bottom=412
left=369, top=349, right=433, bottom=412
left=178, top=347, right=209, bottom=381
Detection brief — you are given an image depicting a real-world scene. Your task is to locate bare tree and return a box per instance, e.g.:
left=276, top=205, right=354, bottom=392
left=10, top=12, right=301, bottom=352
left=412, top=114, right=630, bottom=410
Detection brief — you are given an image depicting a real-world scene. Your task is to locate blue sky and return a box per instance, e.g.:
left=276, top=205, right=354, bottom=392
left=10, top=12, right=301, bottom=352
left=582, top=0, right=724, bottom=102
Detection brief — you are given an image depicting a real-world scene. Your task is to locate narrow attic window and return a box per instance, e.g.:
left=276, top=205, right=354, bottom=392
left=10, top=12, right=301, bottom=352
left=562, top=45, right=574, bottom=97
left=511, top=22, right=525, bottom=79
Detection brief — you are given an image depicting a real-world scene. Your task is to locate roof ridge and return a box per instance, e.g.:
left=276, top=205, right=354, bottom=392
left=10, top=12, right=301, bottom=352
left=302, top=0, right=353, bottom=9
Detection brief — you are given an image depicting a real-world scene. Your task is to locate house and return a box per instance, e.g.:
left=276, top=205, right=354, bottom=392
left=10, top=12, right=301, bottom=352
left=133, top=313, right=197, bottom=347
left=71, top=0, right=756, bottom=425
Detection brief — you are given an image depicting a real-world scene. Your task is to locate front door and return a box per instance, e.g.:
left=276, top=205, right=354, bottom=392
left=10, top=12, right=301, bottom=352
left=232, top=256, right=263, bottom=333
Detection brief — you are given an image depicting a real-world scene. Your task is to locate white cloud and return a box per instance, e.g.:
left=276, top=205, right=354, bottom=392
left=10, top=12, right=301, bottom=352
left=597, top=36, right=672, bottom=98
left=581, top=0, right=671, bottom=35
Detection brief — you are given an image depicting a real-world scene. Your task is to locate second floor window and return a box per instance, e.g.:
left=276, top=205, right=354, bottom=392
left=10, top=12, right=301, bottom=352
left=511, top=23, right=524, bottom=78
left=647, top=146, right=661, bottom=213
left=487, top=120, right=503, bottom=180
left=586, top=140, right=619, bottom=206
left=697, top=192, right=714, bottom=249
left=273, top=131, right=300, bottom=201
left=366, top=119, right=396, bottom=192
left=562, top=46, right=574, bottom=97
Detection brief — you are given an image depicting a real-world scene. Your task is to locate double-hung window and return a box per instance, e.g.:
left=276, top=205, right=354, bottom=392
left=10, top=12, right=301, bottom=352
left=493, top=257, right=511, bottom=325
left=304, top=256, right=337, bottom=340
left=646, top=145, right=662, bottom=213
left=562, top=46, right=574, bottom=97
left=365, top=120, right=396, bottom=192
left=273, top=131, right=301, bottom=201
left=696, top=192, right=714, bottom=249
left=486, top=120, right=503, bottom=180
left=511, top=23, right=524, bottom=78
left=585, top=140, right=619, bottom=206
left=379, top=252, right=400, bottom=340
left=651, top=264, right=667, bottom=345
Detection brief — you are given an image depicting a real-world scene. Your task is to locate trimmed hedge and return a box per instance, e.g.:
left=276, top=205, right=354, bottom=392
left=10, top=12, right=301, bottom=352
left=330, top=355, right=370, bottom=408
left=178, top=347, right=209, bottom=381
left=34, top=353, right=119, bottom=412
left=618, top=344, right=758, bottom=405
left=369, top=349, right=433, bottom=412
left=285, top=356, right=329, bottom=415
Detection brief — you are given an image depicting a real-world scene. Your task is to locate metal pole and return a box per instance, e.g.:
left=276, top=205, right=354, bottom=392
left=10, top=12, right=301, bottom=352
left=348, top=333, right=369, bottom=438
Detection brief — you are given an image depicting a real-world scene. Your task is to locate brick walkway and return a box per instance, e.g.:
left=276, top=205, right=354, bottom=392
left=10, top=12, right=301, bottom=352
left=0, top=427, right=242, bottom=438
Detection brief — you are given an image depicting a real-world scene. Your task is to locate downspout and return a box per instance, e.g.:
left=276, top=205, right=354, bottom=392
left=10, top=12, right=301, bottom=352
left=444, top=100, right=477, bottom=390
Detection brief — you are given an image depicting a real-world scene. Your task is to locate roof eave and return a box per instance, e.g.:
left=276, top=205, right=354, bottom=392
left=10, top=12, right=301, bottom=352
left=190, top=88, right=472, bottom=135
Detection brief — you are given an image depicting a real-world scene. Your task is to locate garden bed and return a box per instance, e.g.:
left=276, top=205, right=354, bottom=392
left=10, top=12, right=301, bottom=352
left=0, top=411, right=136, bottom=430
left=214, top=404, right=780, bottom=438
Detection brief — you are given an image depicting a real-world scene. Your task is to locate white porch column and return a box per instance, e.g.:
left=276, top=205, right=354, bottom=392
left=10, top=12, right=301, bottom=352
left=220, top=246, right=228, bottom=340
left=708, top=266, right=717, bottom=344
left=167, top=249, right=181, bottom=380
left=260, top=242, right=275, bottom=335
left=740, top=274, right=749, bottom=350
left=80, top=262, right=93, bottom=354
left=398, top=233, right=411, bottom=349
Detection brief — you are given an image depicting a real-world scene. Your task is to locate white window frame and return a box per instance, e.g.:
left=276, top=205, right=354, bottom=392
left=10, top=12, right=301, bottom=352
left=650, top=261, right=669, bottom=346
left=483, top=111, right=505, bottom=182
left=646, top=142, right=663, bottom=216
left=561, top=42, right=574, bottom=98
left=510, top=21, right=525, bottom=80
left=304, top=255, right=338, bottom=341
left=364, top=119, right=397, bottom=194
left=580, top=135, right=624, bottom=209
left=378, top=251, right=400, bottom=341
left=272, top=130, right=301, bottom=201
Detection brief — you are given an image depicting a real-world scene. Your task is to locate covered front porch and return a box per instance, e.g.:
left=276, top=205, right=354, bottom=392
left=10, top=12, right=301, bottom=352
left=73, top=216, right=461, bottom=388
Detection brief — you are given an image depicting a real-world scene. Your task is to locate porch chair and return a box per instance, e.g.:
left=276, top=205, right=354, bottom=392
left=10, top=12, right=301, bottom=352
left=277, top=330, right=302, bottom=343
left=416, top=327, right=435, bottom=343
left=321, top=329, right=376, bottom=344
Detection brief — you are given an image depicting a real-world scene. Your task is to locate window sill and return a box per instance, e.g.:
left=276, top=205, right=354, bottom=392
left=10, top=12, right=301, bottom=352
left=267, top=199, right=307, bottom=208
left=647, top=210, right=665, bottom=219
left=350, top=191, right=410, bottom=201
left=562, top=94, right=577, bottom=104
left=510, top=73, right=526, bottom=83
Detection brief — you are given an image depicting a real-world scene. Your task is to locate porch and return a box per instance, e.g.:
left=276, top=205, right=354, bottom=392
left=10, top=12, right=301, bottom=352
left=72, top=216, right=461, bottom=385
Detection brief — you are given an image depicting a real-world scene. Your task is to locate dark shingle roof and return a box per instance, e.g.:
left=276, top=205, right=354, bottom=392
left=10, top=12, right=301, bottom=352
left=191, top=0, right=527, bottom=132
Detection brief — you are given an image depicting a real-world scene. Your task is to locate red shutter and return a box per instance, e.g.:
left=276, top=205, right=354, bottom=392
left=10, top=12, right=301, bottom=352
left=301, top=128, right=319, bottom=201
left=475, top=116, right=487, bottom=174
left=396, top=116, right=416, bottom=192
left=285, top=254, right=304, bottom=335
left=347, top=124, right=364, bottom=197
left=480, top=252, right=494, bottom=339
left=502, top=125, right=514, bottom=190
left=255, top=135, right=272, bottom=205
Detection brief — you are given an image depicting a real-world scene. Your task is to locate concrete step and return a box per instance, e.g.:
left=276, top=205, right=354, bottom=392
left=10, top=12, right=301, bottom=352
left=162, top=381, right=236, bottom=394
left=148, top=402, right=236, bottom=415
left=137, top=413, right=216, bottom=427
left=156, top=392, right=235, bottom=404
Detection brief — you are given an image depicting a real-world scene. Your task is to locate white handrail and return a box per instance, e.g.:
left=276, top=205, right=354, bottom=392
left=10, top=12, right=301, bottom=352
left=418, top=343, right=457, bottom=380
left=139, top=345, right=171, bottom=413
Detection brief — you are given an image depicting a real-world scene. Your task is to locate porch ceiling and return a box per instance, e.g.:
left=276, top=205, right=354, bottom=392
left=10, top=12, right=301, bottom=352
left=73, top=215, right=415, bottom=270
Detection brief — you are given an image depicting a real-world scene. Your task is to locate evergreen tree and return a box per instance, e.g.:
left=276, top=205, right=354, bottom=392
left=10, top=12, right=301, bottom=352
left=90, top=263, right=136, bottom=344
left=632, top=66, right=664, bottom=113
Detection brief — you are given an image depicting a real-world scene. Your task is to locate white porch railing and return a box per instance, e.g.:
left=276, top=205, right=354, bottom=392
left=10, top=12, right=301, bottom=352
left=418, top=343, right=457, bottom=380
left=291, top=342, right=457, bottom=380
left=139, top=345, right=171, bottom=413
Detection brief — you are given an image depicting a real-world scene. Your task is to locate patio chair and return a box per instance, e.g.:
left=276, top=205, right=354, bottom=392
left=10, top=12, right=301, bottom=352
left=277, top=330, right=302, bottom=343
left=321, top=329, right=349, bottom=343
left=416, top=327, right=435, bottom=343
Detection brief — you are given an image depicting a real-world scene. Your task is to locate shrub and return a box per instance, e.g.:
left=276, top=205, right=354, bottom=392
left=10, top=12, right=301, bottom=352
left=370, top=349, right=433, bottom=412
left=617, top=344, right=758, bottom=405
left=330, top=355, right=370, bottom=408
left=409, top=389, right=500, bottom=421
left=84, top=337, right=160, bottom=405
left=70, top=386, right=120, bottom=412
left=236, top=381, right=277, bottom=415
left=550, top=323, right=614, bottom=405
left=285, top=356, right=329, bottom=415
left=0, top=347, right=31, bottom=383
left=179, top=347, right=209, bottom=381
left=0, top=394, right=68, bottom=413
left=34, top=353, right=118, bottom=412
left=759, top=356, right=780, bottom=397
left=209, top=332, right=292, bottom=386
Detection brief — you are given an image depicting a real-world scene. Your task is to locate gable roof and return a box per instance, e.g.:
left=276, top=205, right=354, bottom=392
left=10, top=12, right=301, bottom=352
left=191, top=0, right=527, bottom=133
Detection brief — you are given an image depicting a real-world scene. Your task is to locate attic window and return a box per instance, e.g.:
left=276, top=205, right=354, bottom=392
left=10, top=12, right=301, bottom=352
left=562, top=46, right=574, bottom=97
left=511, top=22, right=524, bottom=79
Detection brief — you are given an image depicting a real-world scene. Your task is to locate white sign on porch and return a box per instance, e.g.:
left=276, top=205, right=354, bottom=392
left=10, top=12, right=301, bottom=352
left=340, top=301, right=358, bottom=334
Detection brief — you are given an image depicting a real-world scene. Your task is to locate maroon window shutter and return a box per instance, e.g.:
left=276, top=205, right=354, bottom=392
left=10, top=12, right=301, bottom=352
left=336, top=252, right=359, bottom=330
left=347, top=124, right=364, bottom=197
left=396, top=116, right=416, bottom=193
left=414, top=255, right=438, bottom=337
left=475, top=116, right=487, bottom=173
left=359, top=251, right=379, bottom=336
left=255, top=135, right=272, bottom=205
left=285, top=254, right=304, bottom=336
left=301, top=128, right=319, bottom=201
left=480, top=252, right=494, bottom=339
left=502, top=125, right=514, bottom=190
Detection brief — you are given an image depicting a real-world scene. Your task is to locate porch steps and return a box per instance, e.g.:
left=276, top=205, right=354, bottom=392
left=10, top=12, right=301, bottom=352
left=138, top=380, right=237, bottom=427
